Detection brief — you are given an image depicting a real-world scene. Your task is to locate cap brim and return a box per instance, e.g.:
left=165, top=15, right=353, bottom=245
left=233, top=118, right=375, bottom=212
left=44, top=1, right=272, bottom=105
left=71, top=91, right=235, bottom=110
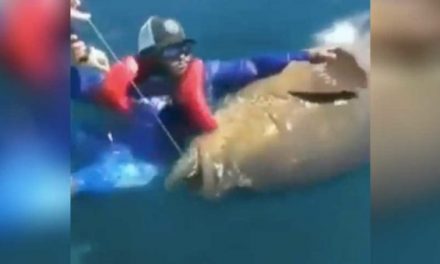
left=161, top=38, right=196, bottom=48
left=139, top=39, right=196, bottom=57
left=183, top=39, right=196, bottom=45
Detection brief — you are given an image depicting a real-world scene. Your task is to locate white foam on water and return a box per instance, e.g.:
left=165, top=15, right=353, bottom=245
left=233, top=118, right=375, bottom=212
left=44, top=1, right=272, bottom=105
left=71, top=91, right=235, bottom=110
left=313, top=11, right=370, bottom=71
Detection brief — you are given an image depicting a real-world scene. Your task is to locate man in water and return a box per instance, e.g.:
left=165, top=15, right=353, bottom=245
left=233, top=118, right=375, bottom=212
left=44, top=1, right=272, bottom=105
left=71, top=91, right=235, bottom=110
left=72, top=16, right=336, bottom=137
left=70, top=16, right=336, bottom=195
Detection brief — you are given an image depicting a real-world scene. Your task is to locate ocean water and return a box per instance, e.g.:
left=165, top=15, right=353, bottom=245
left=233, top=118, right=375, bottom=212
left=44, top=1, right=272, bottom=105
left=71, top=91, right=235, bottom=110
left=72, top=0, right=370, bottom=264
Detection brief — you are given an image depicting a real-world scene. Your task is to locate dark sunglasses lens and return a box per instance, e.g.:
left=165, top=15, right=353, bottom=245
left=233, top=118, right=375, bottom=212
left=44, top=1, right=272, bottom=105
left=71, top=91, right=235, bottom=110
left=162, top=45, right=191, bottom=59
left=181, top=45, right=192, bottom=54
left=162, top=49, right=180, bottom=59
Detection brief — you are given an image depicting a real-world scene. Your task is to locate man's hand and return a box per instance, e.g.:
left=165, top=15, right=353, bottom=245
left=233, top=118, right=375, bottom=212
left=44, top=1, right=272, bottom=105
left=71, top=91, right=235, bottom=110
left=71, top=34, right=88, bottom=62
left=309, top=49, right=337, bottom=64
left=71, top=0, right=91, bottom=21
left=88, top=47, right=110, bottom=72
left=71, top=34, right=110, bottom=72
left=71, top=9, right=91, bottom=21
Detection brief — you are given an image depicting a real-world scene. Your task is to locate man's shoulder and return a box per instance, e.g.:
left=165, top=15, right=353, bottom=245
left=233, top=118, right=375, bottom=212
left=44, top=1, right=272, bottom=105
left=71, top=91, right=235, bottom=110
left=203, top=59, right=223, bottom=76
left=71, top=65, right=105, bottom=94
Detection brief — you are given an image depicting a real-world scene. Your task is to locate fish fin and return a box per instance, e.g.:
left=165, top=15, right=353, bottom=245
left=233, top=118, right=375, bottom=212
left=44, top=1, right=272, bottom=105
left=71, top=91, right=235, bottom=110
left=285, top=48, right=368, bottom=96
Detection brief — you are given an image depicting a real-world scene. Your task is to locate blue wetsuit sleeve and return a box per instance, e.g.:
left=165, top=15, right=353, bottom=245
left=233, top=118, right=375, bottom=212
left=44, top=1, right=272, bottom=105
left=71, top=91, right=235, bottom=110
left=250, top=50, right=310, bottom=79
left=70, top=66, right=105, bottom=102
left=71, top=65, right=165, bottom=116
left=209, top=50, right=310, bottom=88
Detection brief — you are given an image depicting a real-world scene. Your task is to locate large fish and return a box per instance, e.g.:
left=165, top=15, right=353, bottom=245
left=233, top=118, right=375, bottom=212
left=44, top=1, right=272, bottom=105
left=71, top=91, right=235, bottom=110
left=166, top=47, right=370, bottom=199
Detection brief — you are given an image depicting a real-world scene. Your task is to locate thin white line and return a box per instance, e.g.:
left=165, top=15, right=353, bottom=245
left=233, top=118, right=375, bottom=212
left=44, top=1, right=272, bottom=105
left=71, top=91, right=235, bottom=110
left=86, top=19, right=183, bottom=155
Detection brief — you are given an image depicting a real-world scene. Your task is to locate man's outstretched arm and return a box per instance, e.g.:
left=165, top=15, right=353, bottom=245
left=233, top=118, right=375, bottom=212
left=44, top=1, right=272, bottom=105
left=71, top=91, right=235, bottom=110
left=209, top=49, right=335, bottom=88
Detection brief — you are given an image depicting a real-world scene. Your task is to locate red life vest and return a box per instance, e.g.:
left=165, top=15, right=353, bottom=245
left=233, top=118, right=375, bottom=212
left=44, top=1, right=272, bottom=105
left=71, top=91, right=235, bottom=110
left=100, top=57, right=218, bottom=133
left=175, top=59, right=218, bottom=133
left=99, top=56, right=139, bottom=112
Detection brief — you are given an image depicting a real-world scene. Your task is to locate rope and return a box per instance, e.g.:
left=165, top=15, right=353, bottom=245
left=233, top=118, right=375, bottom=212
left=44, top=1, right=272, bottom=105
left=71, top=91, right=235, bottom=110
left=86, top=19, right=184, bottom=155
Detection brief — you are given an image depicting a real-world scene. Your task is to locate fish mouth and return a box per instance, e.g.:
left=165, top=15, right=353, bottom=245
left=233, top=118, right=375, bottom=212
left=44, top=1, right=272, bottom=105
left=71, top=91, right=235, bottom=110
left=182, top=149, right=204, bottom=192
left=165, top=144, right=205, bottom=193
left=166, top=143, right=223, bottom=198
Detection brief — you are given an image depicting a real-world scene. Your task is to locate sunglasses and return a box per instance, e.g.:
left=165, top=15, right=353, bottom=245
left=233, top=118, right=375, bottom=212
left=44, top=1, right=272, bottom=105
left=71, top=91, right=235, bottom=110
left=161, top=44, right=192, bottom=61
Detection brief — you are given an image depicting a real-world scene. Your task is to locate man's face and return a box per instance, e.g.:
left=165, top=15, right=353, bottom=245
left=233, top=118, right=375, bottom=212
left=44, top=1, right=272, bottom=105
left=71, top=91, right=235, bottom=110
left=160, top=44, right=193, bottom=77
left=163, top=54, right=192, bottom=76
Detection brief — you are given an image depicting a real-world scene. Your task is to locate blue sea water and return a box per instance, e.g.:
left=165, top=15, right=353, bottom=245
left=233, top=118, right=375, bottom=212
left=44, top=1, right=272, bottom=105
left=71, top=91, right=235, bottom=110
left=71, top=0, right=370, bottom=264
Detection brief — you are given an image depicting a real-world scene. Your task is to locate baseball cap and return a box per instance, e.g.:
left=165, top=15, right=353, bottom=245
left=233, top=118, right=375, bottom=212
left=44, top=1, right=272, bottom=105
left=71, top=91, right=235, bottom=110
left=138, top=16, right=195, bottom=56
